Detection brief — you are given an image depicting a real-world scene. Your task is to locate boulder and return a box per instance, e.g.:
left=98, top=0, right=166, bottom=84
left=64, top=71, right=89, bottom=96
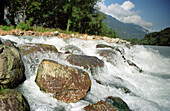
left=4, top=40, right=17, bottom=48
left=35, top=59, right=91, bottom=103
left=18, top=43, right=58, bottom=56
left=0, top=89, right=30, bottom=111
left=0, top=45, right=25, bottom=89
left=127, top=60, right=142, bottom=72
left=105, top=96, right=132, bottom=111
left=84, top=96, right=131, bottom=111
left=97, top=49, right=117, bottom=64
left=84, top=100, right=116, bottom=111
left=96, top=44, right=113, bottom=49
left=67, top=54, right=104, bottom=71
left=96, top=44, right=125, bottom=55
left=60, top=45, right=84, bottom=54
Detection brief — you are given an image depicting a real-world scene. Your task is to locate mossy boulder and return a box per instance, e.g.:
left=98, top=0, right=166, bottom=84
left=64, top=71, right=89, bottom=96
left=35, top=59, right=91, bottom=103
left=18, top=43, right=58, bottom=56
left=66, top=55, right=104, bottom=72
left=0, top=89, right=30, bottom=111
left=0, top=45, right=25, bottom=89
left=84, top=100, right=117, bottom=111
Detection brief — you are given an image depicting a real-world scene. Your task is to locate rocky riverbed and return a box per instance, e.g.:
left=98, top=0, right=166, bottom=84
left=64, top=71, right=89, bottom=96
left=0, top=32, right=169, bottom=111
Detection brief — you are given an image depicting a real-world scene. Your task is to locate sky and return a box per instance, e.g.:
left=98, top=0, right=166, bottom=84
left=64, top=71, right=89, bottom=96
left=97, top=0, right=170, bottom=32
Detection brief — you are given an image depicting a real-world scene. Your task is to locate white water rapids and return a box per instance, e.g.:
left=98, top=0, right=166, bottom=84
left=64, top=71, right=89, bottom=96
left=0, top=35, right=170, bottom=111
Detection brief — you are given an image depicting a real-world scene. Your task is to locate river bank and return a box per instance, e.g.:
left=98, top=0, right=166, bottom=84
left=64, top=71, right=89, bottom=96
left=0, top=29, right=130, bottom=44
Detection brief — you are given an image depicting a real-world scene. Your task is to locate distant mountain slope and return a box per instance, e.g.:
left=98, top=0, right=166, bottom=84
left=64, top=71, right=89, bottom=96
left=104, top=14, right=149, bottom=40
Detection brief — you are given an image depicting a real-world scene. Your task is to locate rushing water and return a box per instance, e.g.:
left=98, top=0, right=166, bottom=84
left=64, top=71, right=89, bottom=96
left=0, top=35, right=170, bottom=111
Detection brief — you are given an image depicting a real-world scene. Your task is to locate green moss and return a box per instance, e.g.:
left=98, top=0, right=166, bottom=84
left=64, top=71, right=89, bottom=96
left=0, top=89, right=8, bottom=94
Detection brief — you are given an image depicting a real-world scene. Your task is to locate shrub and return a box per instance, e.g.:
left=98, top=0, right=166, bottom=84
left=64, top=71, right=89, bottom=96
left=16, top=22, right=29, bottom=31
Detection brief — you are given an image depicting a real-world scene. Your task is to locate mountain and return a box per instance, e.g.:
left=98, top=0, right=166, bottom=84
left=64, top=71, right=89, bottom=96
left=104, top=14, right=149, bottom=40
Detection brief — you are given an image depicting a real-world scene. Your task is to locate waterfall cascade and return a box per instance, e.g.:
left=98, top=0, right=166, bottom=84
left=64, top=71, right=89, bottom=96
left=0, top=35, right=170, bottom=111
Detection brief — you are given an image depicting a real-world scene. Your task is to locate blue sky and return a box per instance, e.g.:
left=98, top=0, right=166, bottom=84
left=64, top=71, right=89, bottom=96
left=98, top=0, right=170, bottom=31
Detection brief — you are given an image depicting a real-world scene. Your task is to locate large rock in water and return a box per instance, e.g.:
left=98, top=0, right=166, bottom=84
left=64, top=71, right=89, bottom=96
left=0, top=45, right=25, bottom=89
left=18, top=43, right=58, bottom=56
left=97, top=49, right=117, bottom=64
left=0, top=89, right=30, bottom=111
left=66, top=55, right=104, bottom=72
left=84, top=96, right=131, bottom=111
left=35, top=59, right=91, bottom=103
left=60, top=45, right=84, bottom=54
left=105, top=96, right=132, bottom=111
left=84, top=100, right=116, bottom=111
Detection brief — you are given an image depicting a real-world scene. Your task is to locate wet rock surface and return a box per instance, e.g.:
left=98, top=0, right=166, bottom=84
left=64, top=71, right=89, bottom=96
left=97, top=49, right=117, bottom=64
left=127, top=60, right=142, bottom=72
left=60, top=44, right=84, bottom=54
left=0, top=45, right=25, bottom=89
left=67, top=54, right=104, bottom=71
left=84, top=96, right=131, bottom=111
left=0, top=89, right=30, bottom=111
left=18, top=43, right=58, bottom=55
left=84, top=100, right=117, bottom=111
left=105, top=96, right=132, bottom=111
left=4, top=40, right=18, bottom=48
left=35, top=59, right=91, bottom=103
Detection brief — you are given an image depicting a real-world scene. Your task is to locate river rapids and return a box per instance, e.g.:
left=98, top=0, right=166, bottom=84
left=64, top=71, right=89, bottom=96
left=0, top=35, right=170, bottom=111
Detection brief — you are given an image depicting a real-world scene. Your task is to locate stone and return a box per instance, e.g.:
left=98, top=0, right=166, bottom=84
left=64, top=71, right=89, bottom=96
left=18, top=43, right=58, bottom=56
left=0, top=89, right=30, bottom=111
left=84, top=96, right=132, bottom=111
left=60, top=45, right=84, bottom=54
left=67, top=54, right=104, bottom=71
left=96, top=44, right=125, bottom=55
left=127, top=60, right=142, bottom=72
left=96, top=44, right=113, bottom=49
left=14, top=30, right=24, bottom=36
left=0, top=45, right=25, bottom=89
left=84, top=100, right=116, bottom=111
left=97, top=49, right=117, bottom=64
left=105, top=96, right=132, bottom=111
left=0, top=39, right=2, bottom=44
left=28, top=31, right=35, bottom=35
left=51, top=31, right=59, bottom=36
left=35, top=59, right=91, bottom=103
left=4, top=40, right=17, bottom=48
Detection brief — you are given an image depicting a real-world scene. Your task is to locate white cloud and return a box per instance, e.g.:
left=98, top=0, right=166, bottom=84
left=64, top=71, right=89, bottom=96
left=97, top=0, right=153, bottom=28
left=121, top=1, right=135, bottom=11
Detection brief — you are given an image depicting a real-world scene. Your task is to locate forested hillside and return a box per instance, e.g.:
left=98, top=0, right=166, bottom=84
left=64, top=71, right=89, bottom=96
left=0, top=0, right=118, bottom=38
left=104, top=14, right=149, bottom=39
left=140, top=28, right=170, bottom=46
left=127, top=27, right=170, bottom=46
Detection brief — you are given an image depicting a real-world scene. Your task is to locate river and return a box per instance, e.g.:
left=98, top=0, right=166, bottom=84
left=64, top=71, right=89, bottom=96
left=0, top=35, right=170, bottom=111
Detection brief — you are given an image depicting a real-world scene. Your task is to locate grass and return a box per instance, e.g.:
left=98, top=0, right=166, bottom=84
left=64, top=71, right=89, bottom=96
left=0, top=24, right=79, bottom=35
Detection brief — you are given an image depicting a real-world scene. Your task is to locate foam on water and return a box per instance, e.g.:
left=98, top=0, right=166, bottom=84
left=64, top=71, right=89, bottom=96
left=0, top=35, right=170, bottom=111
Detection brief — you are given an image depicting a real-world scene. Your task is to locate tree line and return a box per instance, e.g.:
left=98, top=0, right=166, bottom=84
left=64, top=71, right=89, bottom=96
left=0, top=0, right=118, bottom=38
left=127, top=27, right=170, bottom=46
